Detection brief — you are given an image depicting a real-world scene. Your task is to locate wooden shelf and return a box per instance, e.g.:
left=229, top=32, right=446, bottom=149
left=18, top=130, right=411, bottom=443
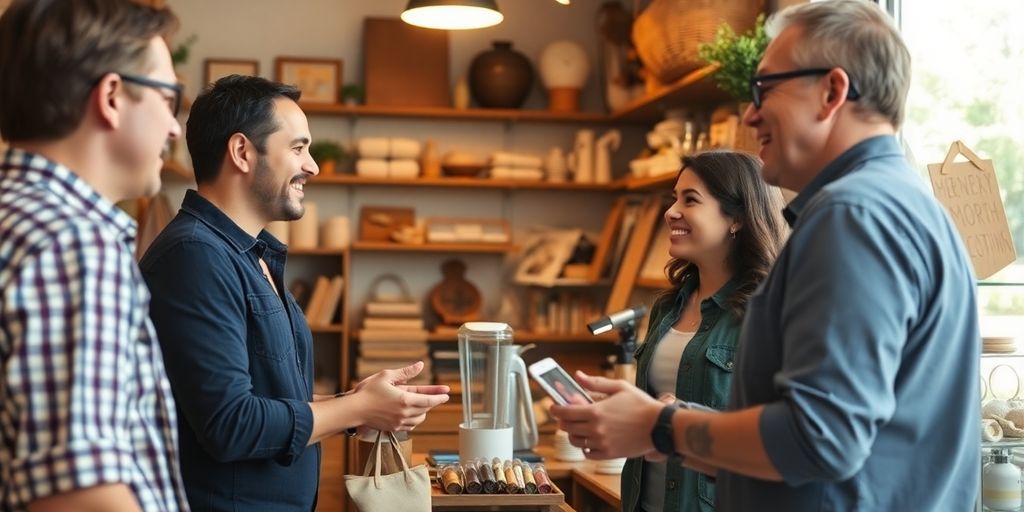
left=299, top=102, right=610, bottom=124
left=423, top=331, right=618, bottom=343
left=161, top=160, right=193, bottom=182
left=310, top=324, right=345, bottom=333
left=312, top=174, right=615, bottom=191
left=351, top=241, right=515, bottom=253
left=289, top=247, right=347, bottom=256
left=609, top=65, right=730, bottom=124
left=616, top=172, right=677, bottom=192
left=635, top=276, right=671, bottom=289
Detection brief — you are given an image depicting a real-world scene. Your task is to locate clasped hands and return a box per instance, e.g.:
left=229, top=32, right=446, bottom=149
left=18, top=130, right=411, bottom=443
left=346, top=361, right=450, bottom=432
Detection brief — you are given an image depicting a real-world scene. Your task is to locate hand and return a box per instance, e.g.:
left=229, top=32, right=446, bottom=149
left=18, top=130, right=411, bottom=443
left=548, top=371, right=663, bottom=460
left=351, top=361, right=450, bottom=432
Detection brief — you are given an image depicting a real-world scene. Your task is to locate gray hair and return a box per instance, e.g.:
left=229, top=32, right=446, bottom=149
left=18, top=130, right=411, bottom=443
left=765, top=0, right=910, bottom=129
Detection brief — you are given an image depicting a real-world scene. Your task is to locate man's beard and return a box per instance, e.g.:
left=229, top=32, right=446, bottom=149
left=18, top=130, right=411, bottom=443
left=253, top=154, right=303, bottom=221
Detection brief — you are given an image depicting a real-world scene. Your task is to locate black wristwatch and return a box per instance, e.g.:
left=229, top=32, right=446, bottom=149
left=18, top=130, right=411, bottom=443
left=651, top=403, right=680, bottom=456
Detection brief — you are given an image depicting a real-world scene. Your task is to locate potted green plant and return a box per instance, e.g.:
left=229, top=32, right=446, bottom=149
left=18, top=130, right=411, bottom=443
left=171, top=34, right=198, bottom=69
left=697, top=14, right=768, bottom=104
left=341, top=83, right=364, bottom=106
left=309, top=140, right=347, bottom=176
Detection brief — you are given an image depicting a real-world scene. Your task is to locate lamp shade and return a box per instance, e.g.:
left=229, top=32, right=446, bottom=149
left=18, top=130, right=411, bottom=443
left=401, top=0, right=503, bottom=30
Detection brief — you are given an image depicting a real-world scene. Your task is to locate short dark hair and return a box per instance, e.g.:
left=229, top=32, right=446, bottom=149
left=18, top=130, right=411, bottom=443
left=657, top=151, right=788, bottom=319
left=186, top=75, right=301, bottom=183
left=0, top=0, right=178, bottom=142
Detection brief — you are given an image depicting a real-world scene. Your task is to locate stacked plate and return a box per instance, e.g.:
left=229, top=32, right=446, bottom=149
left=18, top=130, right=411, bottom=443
left=553, top=430, right=586, bottom=462
left=595, top=457, right=627, bottom=475
left=984, top=336, right=1018, bottom=354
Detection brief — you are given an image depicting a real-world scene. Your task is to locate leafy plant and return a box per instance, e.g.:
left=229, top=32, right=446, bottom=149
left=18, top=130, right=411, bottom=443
left=341, top=83, right=364, bottom=104
left=309, top=140, right=347, bottom=165
left=697, top=14, right=768, bottom=103
left=171, top=34, right=198, bottom=68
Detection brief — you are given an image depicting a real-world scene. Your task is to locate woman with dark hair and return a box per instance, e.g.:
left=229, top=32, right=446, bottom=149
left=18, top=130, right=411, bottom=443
left=620, top=150, right=787, bottom=512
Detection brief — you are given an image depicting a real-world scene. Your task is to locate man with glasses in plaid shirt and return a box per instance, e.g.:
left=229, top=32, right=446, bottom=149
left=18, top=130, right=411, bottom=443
left=0, top=1, right=189, bottom=511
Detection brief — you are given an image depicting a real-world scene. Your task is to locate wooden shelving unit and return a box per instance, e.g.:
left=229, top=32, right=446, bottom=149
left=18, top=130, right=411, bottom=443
left=299, top=102, right=611, bottom=124
left=300, top=65, right=726, bottom=126
left=616, top=172, right=677, bottom=192
left=310, top=324, right=345, bottom=334
left=289, top=247, right=347, bottom=256
left=351, top=241, right=516, bottom=254
left=608, top=65, right=729, bottom=124
left=311, top=174, right=615, bottom=191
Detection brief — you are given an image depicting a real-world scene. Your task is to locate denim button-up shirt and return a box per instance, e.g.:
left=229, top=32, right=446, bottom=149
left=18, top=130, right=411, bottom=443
left=621, top=277, right=741, bottom=512
left=718, top=136, right=979, bottom=511
left=141, top=190, right=318, bottom=511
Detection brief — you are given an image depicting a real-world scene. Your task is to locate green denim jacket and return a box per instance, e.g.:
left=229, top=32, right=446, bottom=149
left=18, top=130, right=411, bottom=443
left=620, top=277, right=741, bottom=512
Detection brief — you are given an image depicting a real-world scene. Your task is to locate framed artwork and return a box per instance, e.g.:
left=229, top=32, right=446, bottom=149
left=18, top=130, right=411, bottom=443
left=204, top=58, right=259, bottom=86
left=275, top=57, right=342, bottom=104
left=514, top=228, right=583, bottom=287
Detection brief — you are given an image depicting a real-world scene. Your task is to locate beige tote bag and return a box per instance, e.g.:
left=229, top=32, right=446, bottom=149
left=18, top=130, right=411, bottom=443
left=344, top=431, right=431, bottom=512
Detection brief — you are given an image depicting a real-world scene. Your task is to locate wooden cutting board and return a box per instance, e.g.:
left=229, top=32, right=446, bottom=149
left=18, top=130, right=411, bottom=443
left=363, top=17, right=450, bottom=107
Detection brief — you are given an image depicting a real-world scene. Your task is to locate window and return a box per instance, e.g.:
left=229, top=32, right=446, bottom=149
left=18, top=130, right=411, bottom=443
left=899, top=0, right=1024, bottom=329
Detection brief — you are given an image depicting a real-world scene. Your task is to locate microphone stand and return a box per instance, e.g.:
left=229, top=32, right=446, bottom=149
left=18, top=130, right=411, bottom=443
left=612, top=320, right=638, bottom=384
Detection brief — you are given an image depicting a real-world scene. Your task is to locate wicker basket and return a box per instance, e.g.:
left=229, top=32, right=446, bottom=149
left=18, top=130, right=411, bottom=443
left=633, top=0, right=764, bottom=85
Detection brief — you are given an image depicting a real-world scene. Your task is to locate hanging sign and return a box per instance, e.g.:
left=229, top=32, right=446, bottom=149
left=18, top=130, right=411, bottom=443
left=928, top=140, right=1016, bottom=279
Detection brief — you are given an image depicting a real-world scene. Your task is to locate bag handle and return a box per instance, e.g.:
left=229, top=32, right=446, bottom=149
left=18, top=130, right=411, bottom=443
left=366, top=273, right=413, bottom=302
left=361, top=430, right=414, bottom=489
left=940, top=140, right=986, bottom=175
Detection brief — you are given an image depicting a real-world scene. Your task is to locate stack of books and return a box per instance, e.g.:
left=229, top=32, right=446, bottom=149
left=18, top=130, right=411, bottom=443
left=356, top=299, right=431, bottom=384
left=303, top=275, right=344, bottom=327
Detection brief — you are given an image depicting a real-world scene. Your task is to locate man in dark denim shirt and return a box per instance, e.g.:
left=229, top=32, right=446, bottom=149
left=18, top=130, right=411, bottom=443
left=141, top=76, right=449, bottom=511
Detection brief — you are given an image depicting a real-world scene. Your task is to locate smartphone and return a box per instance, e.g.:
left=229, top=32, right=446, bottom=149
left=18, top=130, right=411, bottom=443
left=528, top=357, right=593, bottom=405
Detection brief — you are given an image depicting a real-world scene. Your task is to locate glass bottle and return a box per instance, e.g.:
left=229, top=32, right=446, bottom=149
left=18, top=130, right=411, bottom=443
left=983, top=449, right=1022, bottom=511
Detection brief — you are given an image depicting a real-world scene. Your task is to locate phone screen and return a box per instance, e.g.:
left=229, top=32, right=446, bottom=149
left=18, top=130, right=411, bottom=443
left=536, top=365, right=592, bottom=404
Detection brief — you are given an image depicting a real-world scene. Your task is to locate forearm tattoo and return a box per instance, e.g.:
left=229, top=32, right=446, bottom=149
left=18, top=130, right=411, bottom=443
left=685, top=421, right=712, bottom=457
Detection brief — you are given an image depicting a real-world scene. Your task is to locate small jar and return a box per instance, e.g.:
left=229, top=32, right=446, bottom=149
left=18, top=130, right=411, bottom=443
left=983, top=450, right=1022, bottom=511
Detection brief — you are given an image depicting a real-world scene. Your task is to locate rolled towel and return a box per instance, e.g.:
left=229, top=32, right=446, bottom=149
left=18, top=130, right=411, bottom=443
left=390, top=138, right=422, bottom=160
left=983, top=418, right=1004, bottom=442
left=490, top=167, right=544, bottom=181
left=357, top=137, right=389, bottom=159
left=388, top=159, right=420, bottom=179
left=991, top=415, right=1024, bottom=438
left=491, top=151, right=543, bottom=169
left=356, top=158, right=388, bottom=178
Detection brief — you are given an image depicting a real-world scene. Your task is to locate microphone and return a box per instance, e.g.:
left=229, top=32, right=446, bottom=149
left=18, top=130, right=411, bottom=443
left=587, top=305, right=648, bottom=335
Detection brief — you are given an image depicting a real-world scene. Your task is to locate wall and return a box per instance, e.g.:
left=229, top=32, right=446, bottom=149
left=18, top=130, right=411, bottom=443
left=162, top=0, right=646, bottom=348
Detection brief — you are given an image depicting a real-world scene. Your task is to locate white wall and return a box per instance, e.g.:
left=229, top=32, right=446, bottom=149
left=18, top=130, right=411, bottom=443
left=162, top=0, right=644, bottom=331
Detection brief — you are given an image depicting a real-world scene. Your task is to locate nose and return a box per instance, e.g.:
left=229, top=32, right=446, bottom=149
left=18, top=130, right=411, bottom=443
left=664, top=204, right=682, bottom=222
left=741, top=102, right=760, bottom=127
left=305, top=154, right=320, bottom=177
left=169, top=117, right=182, bottom=140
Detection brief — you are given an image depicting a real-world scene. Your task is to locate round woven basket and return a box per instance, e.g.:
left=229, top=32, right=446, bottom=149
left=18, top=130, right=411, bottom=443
left=633, top=0, right=764, bottom=85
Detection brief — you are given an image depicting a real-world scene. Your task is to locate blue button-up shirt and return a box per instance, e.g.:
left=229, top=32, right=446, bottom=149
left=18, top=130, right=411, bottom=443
left=718, top=136, right=980, bottom=511
left=141, top=190, right=318, bottom=511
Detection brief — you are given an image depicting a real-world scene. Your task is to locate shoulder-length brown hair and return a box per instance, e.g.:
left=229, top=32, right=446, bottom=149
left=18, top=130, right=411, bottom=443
left=655, top=151, right=788, bottom=320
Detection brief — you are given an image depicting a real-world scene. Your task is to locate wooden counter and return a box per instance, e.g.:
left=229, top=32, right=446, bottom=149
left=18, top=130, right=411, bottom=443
left=414, top=445, right=621, bottom=512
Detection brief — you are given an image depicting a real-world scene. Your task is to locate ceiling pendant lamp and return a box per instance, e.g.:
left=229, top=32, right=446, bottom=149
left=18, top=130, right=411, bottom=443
left=401, top=0, right=504, bottom=30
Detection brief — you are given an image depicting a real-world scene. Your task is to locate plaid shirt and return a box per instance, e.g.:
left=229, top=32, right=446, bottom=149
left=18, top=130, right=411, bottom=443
left=0, top=149, right=188, bottom=511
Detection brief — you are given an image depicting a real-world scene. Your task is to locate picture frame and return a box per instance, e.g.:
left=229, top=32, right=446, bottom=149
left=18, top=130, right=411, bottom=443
left=275, top=57, right=342, bottom=104
left=204, top=58, right=259, bottom=87
left=514, top=228, right=583, bottom=287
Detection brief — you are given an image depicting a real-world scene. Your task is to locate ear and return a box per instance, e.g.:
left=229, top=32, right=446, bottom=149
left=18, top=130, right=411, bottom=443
left=226, top=133, right=255, bottom=175
left=93, top=73, right=123, bottom=130
left=818, top=68, right=853, bottom=121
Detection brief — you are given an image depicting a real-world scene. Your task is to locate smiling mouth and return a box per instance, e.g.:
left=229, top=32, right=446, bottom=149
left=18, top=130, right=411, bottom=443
left=670, top=228, right=690, bottom=237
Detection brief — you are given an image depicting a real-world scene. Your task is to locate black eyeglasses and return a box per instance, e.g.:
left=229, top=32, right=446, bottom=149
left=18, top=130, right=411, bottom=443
left=749, top=67, right=861, bottom=109
left=119, top=73, right=184, bottom=116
